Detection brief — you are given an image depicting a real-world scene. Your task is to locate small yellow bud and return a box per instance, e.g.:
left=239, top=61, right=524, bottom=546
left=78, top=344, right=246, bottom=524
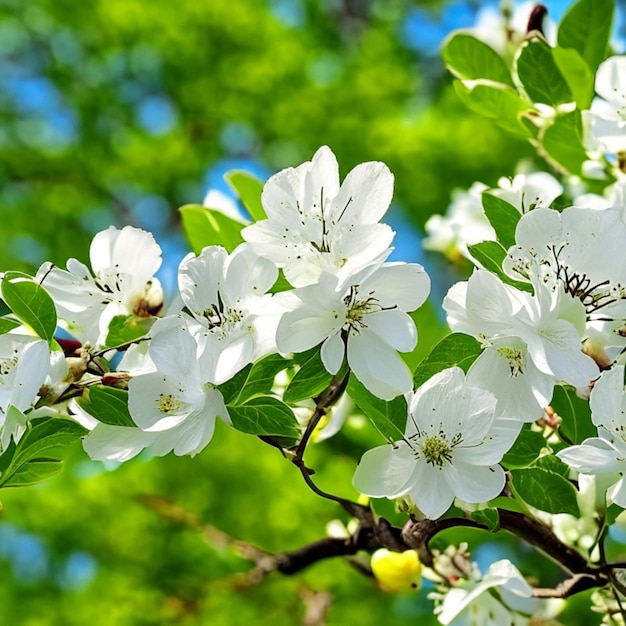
left=370, top=548, right=422, bottom=593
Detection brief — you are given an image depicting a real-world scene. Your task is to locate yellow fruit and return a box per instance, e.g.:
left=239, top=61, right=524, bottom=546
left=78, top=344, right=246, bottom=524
left=370, top=548, right=422, bottom=593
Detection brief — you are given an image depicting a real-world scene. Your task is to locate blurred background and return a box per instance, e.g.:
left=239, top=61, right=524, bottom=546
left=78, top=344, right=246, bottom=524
left=1, top=0, right=624, bottom=624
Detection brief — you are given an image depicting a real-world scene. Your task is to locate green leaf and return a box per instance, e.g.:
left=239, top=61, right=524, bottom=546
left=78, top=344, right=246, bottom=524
left=0, top=413, right=87, bottom=488
left=225, top=170, right=266, bottom=222
left=1, top=272, right=57, bottom=343
left=501, top=428, right=546, bottom=469
left=284, top=348, right=333, bottom=404
left=511, top=467, right=579, bottom=515
left=467, top=241, right=532, bottom=292
left=471, top=508, right=500, bottom=532
left=1, top=458, right=64, bottom=487
left=515, top=38, right=572, bottom=106
left=179, top=204, right=245, bottom=254
left=533, top=453, right=570, bottom=478
left=488, top=496, right=527, bottom=514
left=227, top=396, right=298, bottom=437
left=347, top=376, right=407, bottom=442
left=542, top=111, right=588, bottom=176
left=76, top=386, right=135, bottom=427
left=105, top=314, right=155, bottom=348
left=413, top=333, right=482, bottom=388
left=557, top=0, right=614, bottom=74
left=552, top=47, right=594, bottom=109
left=481, top=191, right=521, bottom=250
left=442, top=33, right=514, bottom=87
left=270, top=269, right=294, bottom=294
left=453, top=80, right=531, bottom=137
left=219, top=353, right=290, bottom=406
left=0, top=316, right=21, bottom=335
left=552, top=384, right=595, bottom=445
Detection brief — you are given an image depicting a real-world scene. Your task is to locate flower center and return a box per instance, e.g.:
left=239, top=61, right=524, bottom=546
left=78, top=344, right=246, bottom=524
left=202, top=291, right=246, bottom=338
left=0, top=350, right=19, bottom=384
left=156, top=393, right=182, bottom=414
left=409, top=428, right=463, bottom=468
left=496, top=346, right=525, bottom=376
left=343, top=285, right=381, bottom=334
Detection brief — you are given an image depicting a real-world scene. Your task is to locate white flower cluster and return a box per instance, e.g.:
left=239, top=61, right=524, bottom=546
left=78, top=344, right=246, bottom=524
left=26, top=146, right=429, bottom=461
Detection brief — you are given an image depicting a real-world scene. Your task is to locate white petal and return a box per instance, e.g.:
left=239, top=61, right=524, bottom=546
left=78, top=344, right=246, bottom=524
left=321, top=332, right=344, bottom=375
left=446, top=463, right=506, bottom=503
left=347, top=329, right=413, bottom=400
left=364, top=309, right=416, bottom=353
left=557, top=438, right=624, bottom=474
left=276, top=307, right=341, bottom=356
left=353, top=443, right=415, bottom=498
left=362, top=263, right=431, bottom=312
left=82, top=423, right=157, bottom=461
left=408, top=462, right=456, bottom=519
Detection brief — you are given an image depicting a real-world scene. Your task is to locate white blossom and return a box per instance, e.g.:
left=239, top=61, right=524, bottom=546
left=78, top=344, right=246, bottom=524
left=352, top=367, right=520, bottom=519
left=37, top=226, right=163, bottom=346
left=276, top=262, right=430, bottom=400
left=557, top=365, right=626, bottom=508
left=585, top=56, right=626, bottom=154
left=0, top=334, right=51, bottom=450
left=242, top=145, right=395, bottom=287
left=178, top=243, right=283, bottom=385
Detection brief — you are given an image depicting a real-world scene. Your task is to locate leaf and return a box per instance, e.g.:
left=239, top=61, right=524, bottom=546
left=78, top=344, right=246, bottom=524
left=1, top=272, right=57, bottom=343
left=533, top=453, right=570, bottom=478
left=218, top=353, right=289, bottom=406
left=179, top=204, right=245, bottom=254
left=471, top=508, right=500, bottom=532
left=552, top=384, right=595, bottom=445
left=347, top=376, right=407, bottom=442
left=481, top=191, right=521, bottom=250
left=270, top=269, right=293, bottom=294
left=284, top=347, right=333, bottom=404
left=225, top=170, right=266, bottom=221
left=105, top=314, right=156, bottom=348
left=552, top=47, right=594, bottom=109
left=467, top=241, right=532, bottom=292
left=0, top=316, right=21, bottom=335
left=227, top=396, right=298, bottom=437
left=413, top=333, right=482, bottom=388
left=442, top=33, right=514, bottom=87
left=453, top=80, right=531, bottom=137
left=515, top=38, right=572, bottom=106
left=557, top=0, right=614, bottom=74
left=511, top=467, right=579, bottom=515
left=0, top=413, right=87, bottom=488
left=76, top=386, right=135, bottom=427
left=542, top=111, right=588, bottom=176
left=1, top=458, right=64, bottom=488
left=501, top=428, right=546, bottom=469
left=488, top=496, right=527, bottom=514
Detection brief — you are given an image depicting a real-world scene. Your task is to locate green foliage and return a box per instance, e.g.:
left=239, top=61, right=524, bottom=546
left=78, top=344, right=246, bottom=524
left=557, top=0, right=614, bottom=73
left=442, top=33, right=514, bottom=87
left=179, top=204, right=245, bottom=253
left=413, top=332, right=482, bottom=387
left=225, top=171, right=266, bottom=221
left=227, top=397, right=299, bottom=438
left=0, top=412, right=87, bottom=488
left=510, top=465, right=579, bottom=516
left=347, top=376, right=407, bottom=442
left=501, top=428, right=546, bottom=470
left=471, top=507, right=500, bottom=532
left=480, top=191, right=521, bottom=250
left=76, top=386, right=136, bottom=428
left=105, top=314, right=156, bottom=348
left=1, top=272, right=57, bottom=344
left=283, top=347, right=333, bottom=404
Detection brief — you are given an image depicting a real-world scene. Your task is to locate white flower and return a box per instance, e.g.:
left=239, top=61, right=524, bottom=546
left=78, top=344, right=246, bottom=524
left=37, top=226, right=163, bottom=346
left=81, top=317, right=230, bottom=460
left=557, top=365, right=626, bottom=507
left=352, top=367, right=520, bottom=519
left=493, top=172, right=563, bottom=214
left=178, top=243, right=282, bottom=385
left=242, top=145, right=395, bottom=287
left=585, top=56, right=626, bottom=154
left=423, top=182, right=495, bottom=261
left=0, top=334, right=51, bottom=450
left=444, top=270, right=598, bottom=421
left=276, top=262, right=430, bottom=400
left=434, top=559, right=538, bottom=626
left=203, top=189, right=249, bottom=223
